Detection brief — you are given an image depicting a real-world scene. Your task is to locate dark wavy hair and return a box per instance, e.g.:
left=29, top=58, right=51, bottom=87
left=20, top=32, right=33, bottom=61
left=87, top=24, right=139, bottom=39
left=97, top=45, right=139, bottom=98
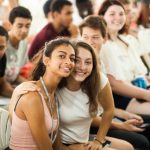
left=31, top=37, right=75, bottom=81
left=59, top=41, right=101, bottom=117
left=9, top=6, right=32, bottom=24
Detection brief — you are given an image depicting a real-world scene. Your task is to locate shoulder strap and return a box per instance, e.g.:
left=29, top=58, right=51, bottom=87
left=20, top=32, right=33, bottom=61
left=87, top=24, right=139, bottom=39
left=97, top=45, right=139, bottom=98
left=14, top=95, right=23, bottom=112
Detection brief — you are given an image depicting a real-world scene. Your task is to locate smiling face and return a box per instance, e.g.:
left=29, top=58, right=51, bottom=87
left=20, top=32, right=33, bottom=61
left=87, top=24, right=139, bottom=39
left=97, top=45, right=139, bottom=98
left=71, top=46, right=93, bottom=82
left=46, top=44, right=75, bottom=78
left=104, top=5, right=126, bottom=33
left=81, top=26, right=104, bottom=54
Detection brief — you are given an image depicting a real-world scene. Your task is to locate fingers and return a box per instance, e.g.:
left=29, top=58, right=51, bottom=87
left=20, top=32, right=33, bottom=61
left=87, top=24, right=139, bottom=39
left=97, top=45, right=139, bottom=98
left=129, top=113, right=143, bottom=123
left=133, top=115, right=143, bottom=123
left=13, top=82, right=40, bottom=99
left=84, top=142, right=102, bottom=150
left=16, top=82, right=39, bottom=92
left=133, top=126, right=145, bottom=132
left=127, top=119, right=139, bottom=125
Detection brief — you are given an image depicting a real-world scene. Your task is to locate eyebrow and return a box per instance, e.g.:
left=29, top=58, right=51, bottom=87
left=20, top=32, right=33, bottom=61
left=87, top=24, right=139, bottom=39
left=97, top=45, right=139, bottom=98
left=17, top=23, right=24, bottom=25
left=58, top=51, right=75, bottom=56
left=17, top=23, right=31, bottom=25
left=83, top=34, right=100, bottom=36
left=109, top=10, right=124, bottom=13
left=86, top=58, right=92, bottom=61
left=76, top=56, right=92, bottom=60
left=58, top=51, right=67, bottom=54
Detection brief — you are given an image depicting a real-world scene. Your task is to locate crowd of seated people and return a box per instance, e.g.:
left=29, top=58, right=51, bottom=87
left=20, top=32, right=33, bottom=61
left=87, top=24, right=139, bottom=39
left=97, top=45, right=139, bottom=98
left=0, top=0, right=150, bottom=150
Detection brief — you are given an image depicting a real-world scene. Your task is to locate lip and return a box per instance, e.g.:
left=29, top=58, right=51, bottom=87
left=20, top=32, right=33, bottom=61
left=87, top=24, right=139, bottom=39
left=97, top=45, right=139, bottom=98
left=75, top=71, right=86, bottom=76
left=61, top=66, right=72, bottom=73
left=112, top=22, right=122, bottom=25
left=112, top=21, right=124, bottom=25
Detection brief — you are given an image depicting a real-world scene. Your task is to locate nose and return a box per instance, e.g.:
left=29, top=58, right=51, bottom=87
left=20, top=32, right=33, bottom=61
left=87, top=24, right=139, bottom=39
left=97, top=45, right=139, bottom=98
left=117, top=14, right=123, bottom=20
left=78, top=61, right=86, bottom=70
left=64, top=56, right=73, bottom=65
left=86, top=37, right=94, bottom=46
left=21, top=26, right=28, bottom=34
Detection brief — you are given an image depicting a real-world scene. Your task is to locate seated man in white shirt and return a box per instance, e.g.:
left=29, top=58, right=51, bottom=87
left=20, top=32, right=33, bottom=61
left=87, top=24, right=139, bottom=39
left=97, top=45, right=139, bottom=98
left=5, top=6, right=32, bottom=85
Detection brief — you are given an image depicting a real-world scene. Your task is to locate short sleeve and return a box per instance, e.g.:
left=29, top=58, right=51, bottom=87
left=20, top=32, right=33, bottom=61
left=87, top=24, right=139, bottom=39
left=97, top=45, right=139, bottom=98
left=100, top=72, right=108, bottom=90
left=100, top=42, right=127, bottom=80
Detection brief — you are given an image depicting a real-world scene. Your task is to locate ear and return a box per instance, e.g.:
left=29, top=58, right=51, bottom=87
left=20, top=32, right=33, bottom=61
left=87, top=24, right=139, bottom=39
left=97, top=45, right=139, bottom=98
left=8, top=22, right=13, bottom=30
left=103, top=35, right=108, bottom=44
left=43, top=55, right=50, bottom=66
left=47, top=12, right=53, bottom=22
left=51, top=11, right=59, bottom=19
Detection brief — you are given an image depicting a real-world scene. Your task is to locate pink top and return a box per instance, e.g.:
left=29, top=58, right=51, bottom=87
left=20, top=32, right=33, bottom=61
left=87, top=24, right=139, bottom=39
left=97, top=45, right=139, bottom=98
left=9, top=91, right=58, bottom=150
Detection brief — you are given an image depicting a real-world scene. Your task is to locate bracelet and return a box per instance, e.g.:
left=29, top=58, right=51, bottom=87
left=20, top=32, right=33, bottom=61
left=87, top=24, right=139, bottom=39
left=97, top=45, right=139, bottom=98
left=94, top=138, right=105, bottom=145
left=94, top=138, right=111, bottom=148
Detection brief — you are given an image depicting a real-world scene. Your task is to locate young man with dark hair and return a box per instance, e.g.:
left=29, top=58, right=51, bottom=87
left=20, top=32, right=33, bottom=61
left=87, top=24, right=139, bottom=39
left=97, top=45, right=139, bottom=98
left=5, top=6, right=32, bottom=85
left=79, top=15, right=106, bottom=55
left=28, top=0, right=78, bottom=59
left=0, top=26, right=13, bottom=97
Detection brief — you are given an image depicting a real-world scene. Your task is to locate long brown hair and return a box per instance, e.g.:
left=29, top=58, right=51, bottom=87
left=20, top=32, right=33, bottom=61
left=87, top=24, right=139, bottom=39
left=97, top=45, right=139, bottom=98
left=59, top=41, right=101, bottom=117
left=137, top=0, right=150, bottom=28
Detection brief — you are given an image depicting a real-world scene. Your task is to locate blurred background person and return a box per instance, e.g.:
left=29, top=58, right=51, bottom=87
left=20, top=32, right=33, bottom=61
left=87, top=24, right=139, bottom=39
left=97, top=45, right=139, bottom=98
left=5, top=6, right=32, bottom=85
left=0, top=25, right=13, bottom=97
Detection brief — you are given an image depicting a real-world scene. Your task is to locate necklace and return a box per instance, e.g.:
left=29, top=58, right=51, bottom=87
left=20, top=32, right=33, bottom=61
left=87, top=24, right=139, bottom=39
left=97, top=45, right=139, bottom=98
left=40, top=77, right=59, bottom=144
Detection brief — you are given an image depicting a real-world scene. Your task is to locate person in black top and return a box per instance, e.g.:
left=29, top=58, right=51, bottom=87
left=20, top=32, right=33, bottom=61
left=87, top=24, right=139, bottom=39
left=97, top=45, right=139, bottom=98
left=0, top=26, right=13, bottom=97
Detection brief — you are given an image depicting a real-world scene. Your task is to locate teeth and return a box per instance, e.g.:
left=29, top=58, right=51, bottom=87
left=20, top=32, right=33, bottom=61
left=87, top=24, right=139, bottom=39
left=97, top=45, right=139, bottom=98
left=63, top=67, right=70, bottom=71
left=76, top=72, right=85, bottom=76
left=113, top=23, right=120, bottom=25
left=113, top=22, right=122, bottom=25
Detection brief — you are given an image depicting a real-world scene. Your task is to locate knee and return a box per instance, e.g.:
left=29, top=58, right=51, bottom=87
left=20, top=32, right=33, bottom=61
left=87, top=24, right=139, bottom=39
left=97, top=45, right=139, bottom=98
left=122, top=141, right=134, bottom=150
left=127, top=143, right=134, bottom=150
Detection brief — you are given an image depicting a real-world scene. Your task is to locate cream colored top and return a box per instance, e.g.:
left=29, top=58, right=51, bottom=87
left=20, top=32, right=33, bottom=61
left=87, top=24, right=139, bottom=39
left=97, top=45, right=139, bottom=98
left=137, top=27, right=150, bottom=55
left=100, top=35, right=147, bottom=82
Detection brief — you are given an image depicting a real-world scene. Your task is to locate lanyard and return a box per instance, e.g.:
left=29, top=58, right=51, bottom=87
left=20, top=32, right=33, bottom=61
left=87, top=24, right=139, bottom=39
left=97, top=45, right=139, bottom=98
left=40, top=77, right=59, bottom=144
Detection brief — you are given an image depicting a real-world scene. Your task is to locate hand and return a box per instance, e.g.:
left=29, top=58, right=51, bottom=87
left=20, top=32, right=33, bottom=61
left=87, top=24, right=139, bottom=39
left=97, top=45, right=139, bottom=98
left=84, top=141, right=103, bottom=150
left=125, top=112, right=143, bottom=123
left=12, top=81, right=39, bottom=99
left=121, top=119, right=145, bottom=132
left=68, top=23, right=79, bottom=38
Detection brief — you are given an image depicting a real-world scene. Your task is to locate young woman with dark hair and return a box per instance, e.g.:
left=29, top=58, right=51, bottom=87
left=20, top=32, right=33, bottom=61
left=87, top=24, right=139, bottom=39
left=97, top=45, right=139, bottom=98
left=9, top=37, right=76, bottom=150
left=98, top=0, right=150, bottom=115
